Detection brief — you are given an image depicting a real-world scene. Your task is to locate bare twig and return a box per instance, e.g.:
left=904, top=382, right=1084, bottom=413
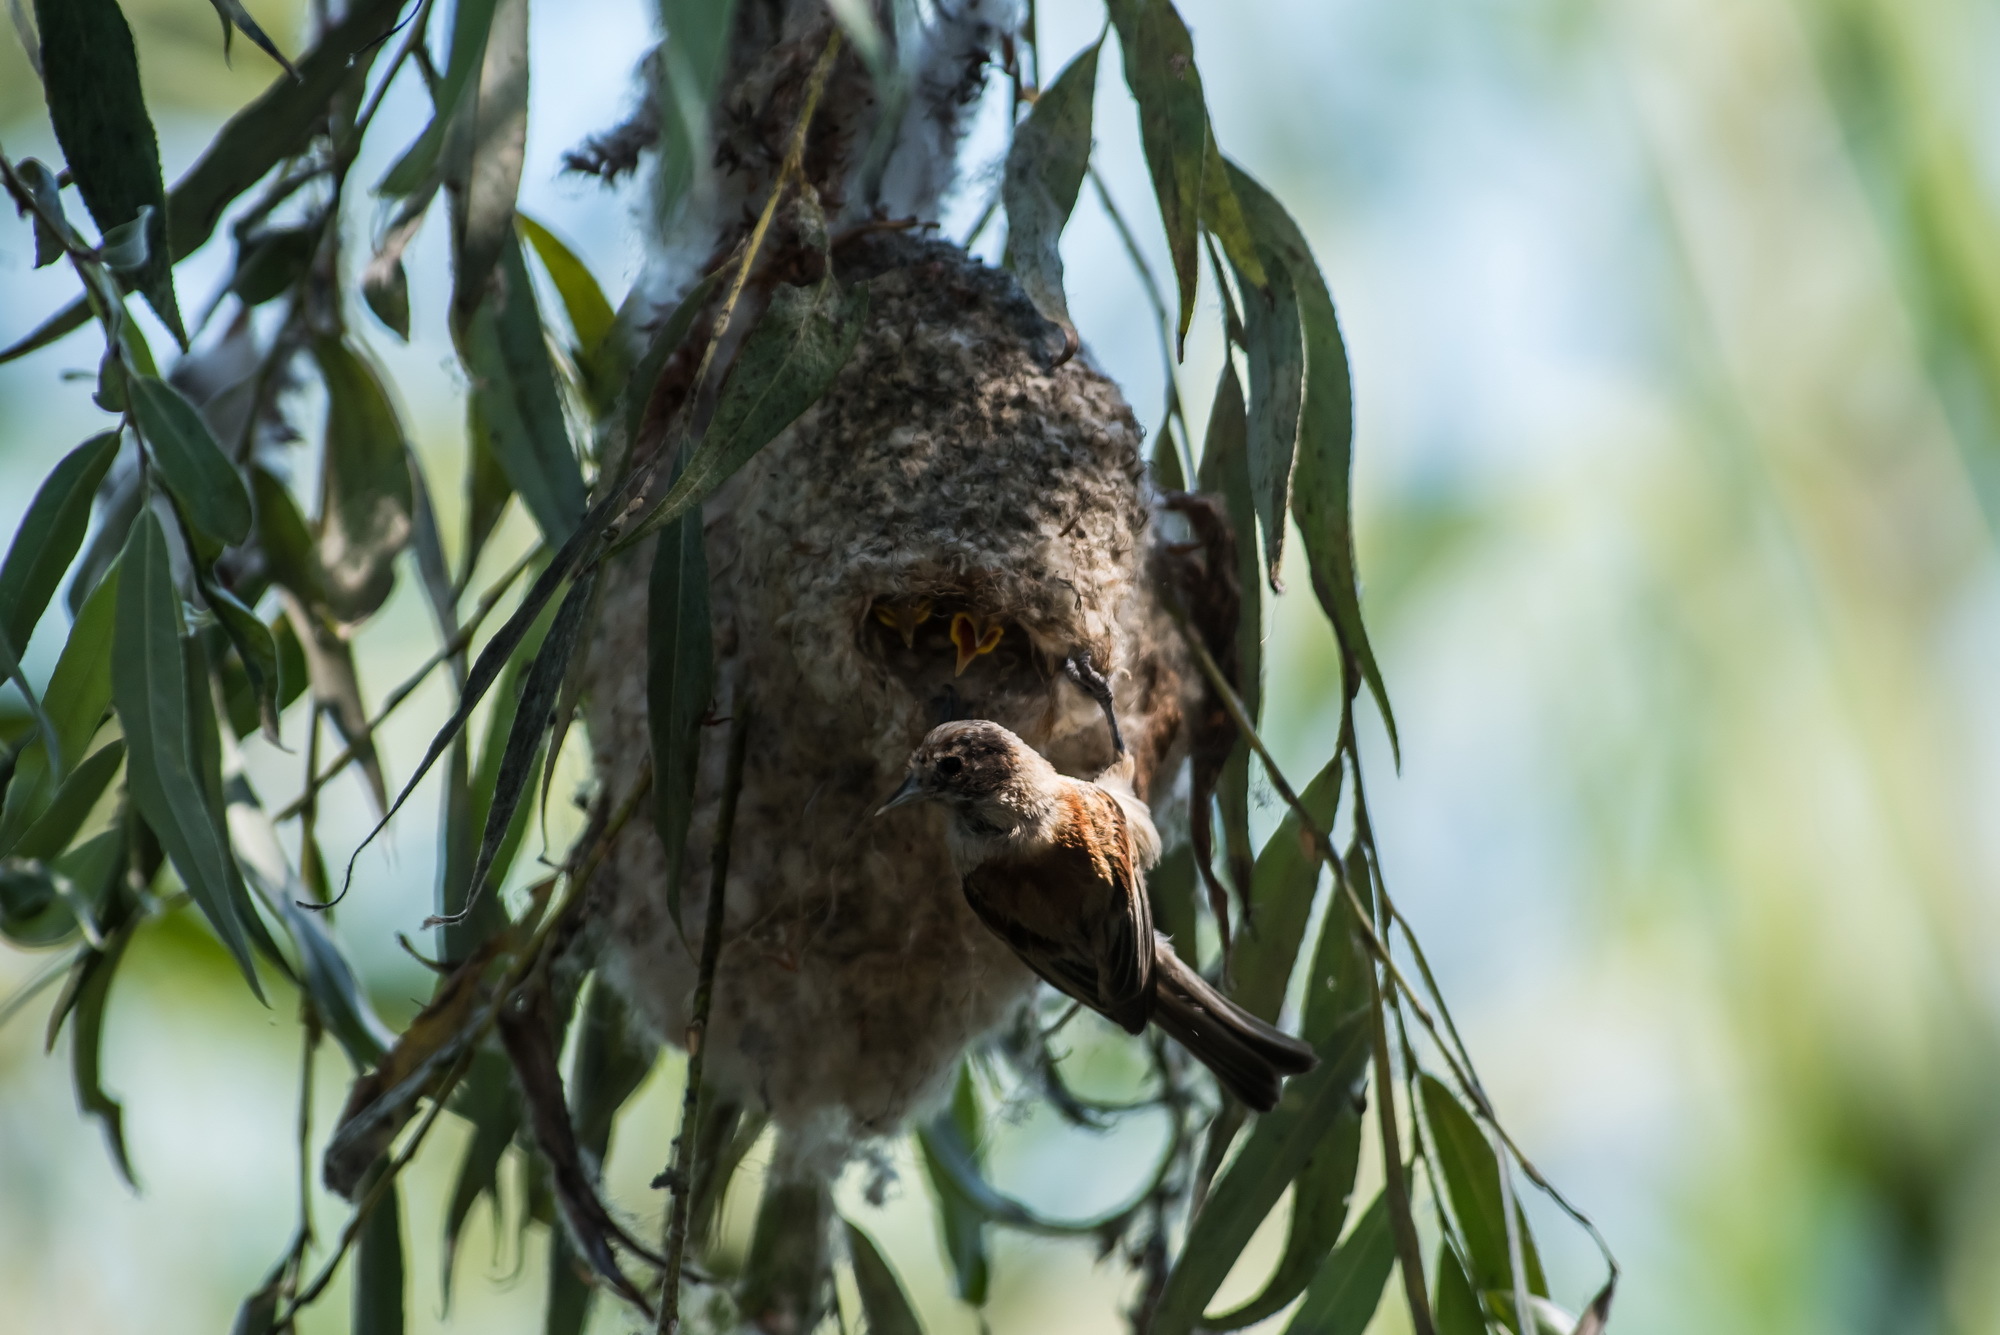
left=656, top=703, right=753, bottom=1334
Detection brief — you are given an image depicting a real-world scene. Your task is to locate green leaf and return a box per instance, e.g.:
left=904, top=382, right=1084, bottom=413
left=654, top=0, right=742, bottom=218
left=284, top=600, right=388, bottom=813
left=845, top=1218, right=924, bottom=1335
left=1230, top=757, right=1342, bottom=1024
left=636, top=276, right=871, bottom=542
left=8, top=740, right=122, bottom=861
left=113, top=510, right=261, bottom=993
left=0, top=432, right=118, bottom=654
left=922, top=1067, right=990, bottom=1304
left=1419, top=1073, right=1548, bottom=1303
left=204, top=0, right=296, bottom=76
left=1223, top=161, right=1397, bottom=754
left=605, top=266, right=727, bottom=449
left=648, top=471, right=712, bottom=933
left=32, top=0, right=181, bottom=340
left=1197, top=362, right=1260, bottom=898
left=448, top=0, right=529, bottom=322
left=354, top=1172, right=407, bottom=1335
left=253, top=466, right=327, bottom=606
left=224, top=775, right=394, bottom=1065
left=313, top=338, right=414, bottom=622
left=446, top=571, right=595, bottom=928
left=0, top=857, right=76, bottom=946
left=199, top=575, right=282, bottom=741
left=1435, top=1245, right=1488, bottom=1335
left=67, top=932, right=138, bottom=1187
left=128, top=376, right=252, bottom=546
left=1105, top=0, right=1260, bottom=346
left=379, top=0, right=500, bottom=197
left=519, top=215, right=615, bottom=366
left=1233, top=251, right=1304, bottom=589
left=1204, top=1109, right=1363, bottom=1330
left=229, top=226, right=317, bottom=307
left=1150, top=828, right=1373, bottom=1335
left=460, top=232, right=588, bottom=543
left=1002, top=40, right=1100, bottom=349
left=441, top=1051, right=519, bottom=1305
left=0, top=572, right=117, bottom=847
left=1282, top=1189, right=1397, bottom=1335
left=461, top=402, right=513, bottom=582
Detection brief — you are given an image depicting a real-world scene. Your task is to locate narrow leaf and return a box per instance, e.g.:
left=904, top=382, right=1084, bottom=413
left=0, top=572, right=117, bottom=846
left=439, top=570, right=598, bottom=927
left=460, top=232, right=588, bottom=542
left=0, top=431, right=118, bottom=652
left=653, top=0, right=741, bottom=217
left=845, top=1218, right=924, bottom=1335
left=129, top=376, right=252, bottom=546
left=648, top=480, right=711, bottom=932
left=354, top=1172, right=407, bottom=1335
left=1282, top=1189, right=1397, bottom=1335
left=283, top=598, right=388, bottom=813
left=634, top=276, right=870, bottom=543
left=441, top=1051, right=519, bottom=1304
left=32, top=0, right=181, bottom=339
left=519, top=214, right=614, bottom=364
left=1225, top=161, right=1397, bottom=752
left=1234, top=253, right=1304, bottom=588
left=1231, top=757, right=1342, bottom=1023
left=922, top=1068, right=989, bottom=1303
left=113, top=511, right=260, bottom=991
left=1204, top=1110, right=1363, bottom=1329
left=204, top=0, right=296, bottom=76
left=379, top=0, right=501, bottom=197
left=1434, top=1245, right=1486, bottom=1335
left=313, top=339, right=414, bottom=622
left=1002, top=40, right=1100, bottom=355
left=1420, top=1074, right=1548, bottom=1302
left=9, top=740, right=123, bottom=861
left=199, top=575, right=282, bottom=740
left=68, top=932, right=137, bottom=1186
left=449, top=0, right=529, bottom=321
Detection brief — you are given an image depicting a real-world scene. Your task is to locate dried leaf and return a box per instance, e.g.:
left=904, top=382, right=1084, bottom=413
left=1282, top=1189, right=1397, bottom=1334
left=0, top=431, right=117, bottom=653
left=129, top=377, right=252, bottom=546
left=324, top=939, right=503, bottom=1197
left=460, top=232, right=588, bottom=543
left=32, top=0, right=181, bottom=340
left=113, top=511, right=261, bottom=993
left=844, top=1218, right=924, bottom=1335
left=1003, top=40, right=1100, bottom=357
left=313, top=338, right=414, bottom=622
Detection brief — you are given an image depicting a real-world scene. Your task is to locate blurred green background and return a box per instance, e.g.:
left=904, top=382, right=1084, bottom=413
left=4, top=0, right=1999, bottom=1331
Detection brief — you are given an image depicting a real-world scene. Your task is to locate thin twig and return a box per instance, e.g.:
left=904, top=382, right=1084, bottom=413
left=272, top=545, right=539, bottom=821
left=1171, top=613, right=1623, bottom=1279
left=619, top=28, right=846, bottom=553
left=656, top=704, right=752, bottom=1334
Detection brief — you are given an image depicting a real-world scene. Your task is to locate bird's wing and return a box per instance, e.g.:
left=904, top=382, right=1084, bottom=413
left=1058, top=783, right=1155, bottom=1032
left=961, top=867, right=1106, bottom=1006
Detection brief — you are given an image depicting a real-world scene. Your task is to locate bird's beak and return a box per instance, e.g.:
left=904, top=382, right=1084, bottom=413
left=875, top=773, right=926, bottom=816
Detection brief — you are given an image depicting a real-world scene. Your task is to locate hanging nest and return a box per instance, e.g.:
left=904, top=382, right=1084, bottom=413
left=579, top=230, right=1201, bottom=1159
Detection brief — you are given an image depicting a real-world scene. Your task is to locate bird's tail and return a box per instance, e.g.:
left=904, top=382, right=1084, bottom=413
left=1151, top=943, right=1317, bottom=1113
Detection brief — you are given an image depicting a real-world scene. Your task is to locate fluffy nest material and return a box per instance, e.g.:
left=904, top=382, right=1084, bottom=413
left=581, top=234, right=1196, bottom=1158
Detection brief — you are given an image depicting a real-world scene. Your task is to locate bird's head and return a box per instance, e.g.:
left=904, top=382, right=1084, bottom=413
left=876, top=720, right=1057, bottom=830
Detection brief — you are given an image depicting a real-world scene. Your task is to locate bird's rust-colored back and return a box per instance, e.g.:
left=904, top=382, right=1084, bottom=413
left=961, top=779, right=1155, bottom=1033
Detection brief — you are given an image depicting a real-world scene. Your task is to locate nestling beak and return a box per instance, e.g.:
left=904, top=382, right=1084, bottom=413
left=875, top=772, right=927, bottom=816
left=950, top=612, right=1005, bottom=676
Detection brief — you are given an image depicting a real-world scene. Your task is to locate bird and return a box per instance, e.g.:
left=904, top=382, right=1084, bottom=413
left=877, top=720, right=1317, bottom=1111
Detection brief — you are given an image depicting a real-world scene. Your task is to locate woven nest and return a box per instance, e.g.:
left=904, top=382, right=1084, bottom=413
left=580, top=234, right=1195, bottom=1161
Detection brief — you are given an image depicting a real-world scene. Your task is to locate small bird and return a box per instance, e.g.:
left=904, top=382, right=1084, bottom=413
left=873, top=597, right=934, bottom=649
left=949, top=611, right=1005, bottom=676
left=878, top=721, right=1317, bottom=1111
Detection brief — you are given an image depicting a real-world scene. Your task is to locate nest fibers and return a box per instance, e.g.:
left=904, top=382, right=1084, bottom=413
left=581, top=234, right=1195, bottom=1157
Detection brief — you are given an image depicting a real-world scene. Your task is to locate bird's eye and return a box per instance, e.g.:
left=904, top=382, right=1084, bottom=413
left=936, top=755, right=964, bottom=778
